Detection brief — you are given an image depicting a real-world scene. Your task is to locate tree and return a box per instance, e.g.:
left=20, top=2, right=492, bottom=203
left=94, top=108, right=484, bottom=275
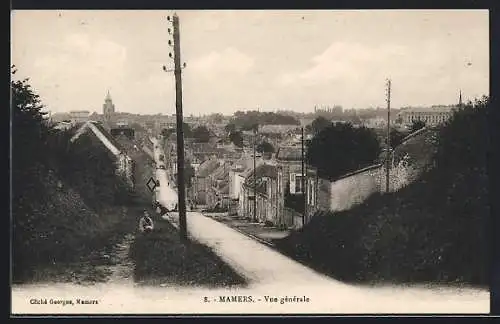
left=389, top=128, right=408, bottom=149
left=229, top=130, right=244, bottom=148
left=130, top=122, right=145, bottom=132
left=192, top=125, right=211, bottom=143
left=161, top=128, right=175, bottom=139
left=11, top=65, right=50, bottom=169
left=224, top=123, right=236, bottom=134
left=306, top=123, right=381, bottom=180
left=232, top=111, right=300, bottom=130
left=310, top=116, right=332, bottom=134
left=409, top=119, right=426, bottom=133
left=434, top=96, right=488, bottom=173
left=164, top=122, right=192, bottom=138
left=210, top=113, right=224, bottom=123
left=256, top=141, right=275, bottom=153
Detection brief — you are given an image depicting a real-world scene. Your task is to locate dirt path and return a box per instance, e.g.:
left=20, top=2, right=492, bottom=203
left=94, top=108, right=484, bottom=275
left=94, top=233, right=136, bottom=286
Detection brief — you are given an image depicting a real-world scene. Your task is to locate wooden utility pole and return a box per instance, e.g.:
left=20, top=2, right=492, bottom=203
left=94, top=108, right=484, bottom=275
left=172, top=13, right=187, bottom=241
left=253, top=127, right=257, bottom=222
left=385, top=79, right=391, bottom=193
left=301, top=127, right=306, bottom=226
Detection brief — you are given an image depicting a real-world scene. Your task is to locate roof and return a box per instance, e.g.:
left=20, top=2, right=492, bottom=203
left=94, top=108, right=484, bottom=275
left=219, top=183, right=230, bottom=194
left=244, top=163, right=278, bottom=186
left=276, top=146, right=302, bottom=161
left=240, top=158, right=266, bottom=178
left=231, top=155, right=256, bottom=172
left=243, top=163, right=278, bottom=195
left=191, top=142, right=216, bottom=153
left=196, top=159, right=221, bottom=178
left=259, top=124, right=299, bottom=134
left=92, top=123, right=125, bottom=152
left=211, top=162, right=230, bottom=180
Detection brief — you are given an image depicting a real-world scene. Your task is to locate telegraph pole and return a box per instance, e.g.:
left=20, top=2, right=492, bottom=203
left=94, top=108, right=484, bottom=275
left=253, top=126, right=257, bottom=223
left=385, top=79, right=391, bottom=193
left=167, top=13, right=187, bottom=242
left=301, top=127, right=306, bottom=225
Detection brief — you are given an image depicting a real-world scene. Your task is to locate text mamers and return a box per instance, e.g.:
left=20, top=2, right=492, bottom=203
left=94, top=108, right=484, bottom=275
left=218, top=295, right=254, bottom=303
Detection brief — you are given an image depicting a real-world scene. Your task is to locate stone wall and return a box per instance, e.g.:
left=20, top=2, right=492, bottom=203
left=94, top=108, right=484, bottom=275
left=315, top=158, right=422, bottom=215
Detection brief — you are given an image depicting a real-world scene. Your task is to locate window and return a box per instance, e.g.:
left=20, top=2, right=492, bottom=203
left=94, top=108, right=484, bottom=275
left=308, top=180, right=315, bottom=205
left=290, top=173, right=304, bottom=194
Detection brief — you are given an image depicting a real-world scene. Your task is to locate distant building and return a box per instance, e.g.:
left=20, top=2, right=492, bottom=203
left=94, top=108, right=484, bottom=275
left=103, top=90, right=115, bottom=123
left=397, top=105, right=455, bottom=127
left=259, top=124, right=299, bottom=134
left=362, top=116, right=387, bottom=128
left=69, top=110, right=90, bottom=124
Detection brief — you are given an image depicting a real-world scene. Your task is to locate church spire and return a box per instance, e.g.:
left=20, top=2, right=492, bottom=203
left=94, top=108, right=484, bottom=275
left=105, top=89, right=112, bottom=101
left=459, top=89, right=463, bottom=108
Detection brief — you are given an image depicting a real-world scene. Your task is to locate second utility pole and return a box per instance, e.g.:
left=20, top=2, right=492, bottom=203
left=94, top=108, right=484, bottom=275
left=173, top=13, right=187, bottom=242
left=253, top=127, right=257, bottom=223
left=301, top=127, right=306, bottom=226
left=385, top=79, right=391, bottom=193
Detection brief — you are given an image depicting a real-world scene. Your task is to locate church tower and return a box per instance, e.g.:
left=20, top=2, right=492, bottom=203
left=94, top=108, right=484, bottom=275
left=103, top=90, right=115, bottom=123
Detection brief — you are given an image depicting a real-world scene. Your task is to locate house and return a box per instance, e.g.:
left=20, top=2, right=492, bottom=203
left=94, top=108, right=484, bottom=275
left=239, top=162, right=279, bottom=225
left=70, top=121, right=134, bottom=189
left=275, top=145, right=306, bottom=227
left=192, top=158, right=221, bottom=205
left=229, top=155, right=264, bottom=201
left=206, top=160, right=231, bottom=210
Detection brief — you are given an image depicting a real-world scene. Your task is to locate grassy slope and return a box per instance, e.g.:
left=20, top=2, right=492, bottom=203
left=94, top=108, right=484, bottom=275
left=12, top=162, right=135, bottom=283
left=274, top=127, right=488, bottom=287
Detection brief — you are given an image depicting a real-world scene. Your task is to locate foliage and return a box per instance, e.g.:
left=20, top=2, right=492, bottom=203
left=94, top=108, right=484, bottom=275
left=309, top=116, right=332, bottom=134
left=192, top=125, right=211, bottom=143
left=306, top=122, right=381, bottom=180
left=229, top=130, right=244, bottom=148
left=162, top=122, right=192, bottom=138
left=224, top=123, right=236, bottom=134
left=209, top=113, right=224, bottom=123
left=389, top=128, right=409, bottom=149
left=434, top=96, right=488, bottom=173
left=409, top=119, right=426, bottom=133
left=11, top=65, right=50, bottom=170
left=231, top=110, right=300, bottom=130
left=256, top=141, right=275, bottom=153
left=161, top=128, right=175, bottom=139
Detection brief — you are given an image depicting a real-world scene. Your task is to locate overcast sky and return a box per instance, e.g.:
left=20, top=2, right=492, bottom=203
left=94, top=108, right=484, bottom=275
left=11, top=10, right=489, bottom=116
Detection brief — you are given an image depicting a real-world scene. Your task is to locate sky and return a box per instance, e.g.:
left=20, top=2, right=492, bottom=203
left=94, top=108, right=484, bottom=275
left=11, top=10, right=489, bottom=116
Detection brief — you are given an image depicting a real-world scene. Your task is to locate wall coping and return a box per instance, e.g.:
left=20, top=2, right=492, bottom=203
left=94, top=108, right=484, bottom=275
left=399, top=126, right=430, bottom=144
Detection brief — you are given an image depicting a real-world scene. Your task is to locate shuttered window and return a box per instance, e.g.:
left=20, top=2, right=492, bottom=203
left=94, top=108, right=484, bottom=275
left=290, top=173, right=296, bottom=193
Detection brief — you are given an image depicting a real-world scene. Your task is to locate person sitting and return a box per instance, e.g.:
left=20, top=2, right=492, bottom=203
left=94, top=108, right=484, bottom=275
left=139, top=210, right=154, bottom=233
